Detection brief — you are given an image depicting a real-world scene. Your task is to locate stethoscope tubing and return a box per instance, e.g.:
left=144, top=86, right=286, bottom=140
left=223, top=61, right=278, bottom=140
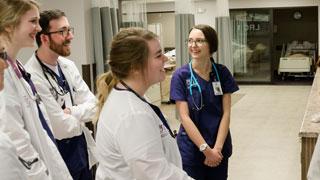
left=36, top=55, right=74, bottom=106
left=188, top=60, right=220, bottom=111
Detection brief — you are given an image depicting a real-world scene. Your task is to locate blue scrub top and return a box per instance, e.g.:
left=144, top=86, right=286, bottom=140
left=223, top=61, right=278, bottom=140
left=170, top=62, right=239, bottom=166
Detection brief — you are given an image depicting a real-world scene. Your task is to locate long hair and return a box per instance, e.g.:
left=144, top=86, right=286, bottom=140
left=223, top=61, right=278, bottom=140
left=0, top=0, right=39, bottom=41
left=94, top=27, right=157, bottom=123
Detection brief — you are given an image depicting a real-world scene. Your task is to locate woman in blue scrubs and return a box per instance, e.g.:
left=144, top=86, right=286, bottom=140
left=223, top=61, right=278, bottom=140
left=170, top=24, right=239, bottom=180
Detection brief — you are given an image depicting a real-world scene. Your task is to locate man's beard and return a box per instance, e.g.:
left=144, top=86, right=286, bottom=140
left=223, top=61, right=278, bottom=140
left=49, top=39, right=71, bottom=57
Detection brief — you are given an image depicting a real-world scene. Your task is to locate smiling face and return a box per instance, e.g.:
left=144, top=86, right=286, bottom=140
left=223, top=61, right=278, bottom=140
left=11, top=5, right=41, bottom=49
left=188, top=28, right=211, bottom=61
left=47, top=16, right=74, bottom=57
left=144, top=38, right=167, bottom=86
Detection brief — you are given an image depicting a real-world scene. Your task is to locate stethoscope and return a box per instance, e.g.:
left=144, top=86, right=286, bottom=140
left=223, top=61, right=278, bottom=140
left=6, top=58, right=42, bottom=169
left=188, top=60, right=220, bottom=111
left=6, top=55, right=42, bottom=104
left=4, top=57, right=43, bottom=169
left=6, top=54, right=57, bottom=156
left=36, top=54, right=74, bottom=105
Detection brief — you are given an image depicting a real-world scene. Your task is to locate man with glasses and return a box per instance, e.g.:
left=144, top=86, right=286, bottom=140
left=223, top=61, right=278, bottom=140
left=25, top=9, right=97, bottom=180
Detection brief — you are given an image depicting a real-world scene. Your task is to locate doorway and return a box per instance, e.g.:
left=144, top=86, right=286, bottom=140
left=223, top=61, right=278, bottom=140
left=230, top=7, right=318, bottom=84
left=273, top=6, right=318, bottom=84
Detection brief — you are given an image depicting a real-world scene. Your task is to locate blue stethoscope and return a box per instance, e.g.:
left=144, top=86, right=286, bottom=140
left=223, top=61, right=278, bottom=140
left=188, top=61, right=220, bottom=111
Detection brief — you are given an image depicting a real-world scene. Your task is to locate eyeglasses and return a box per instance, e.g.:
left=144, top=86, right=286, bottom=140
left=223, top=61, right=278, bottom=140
left=186, top=39, right=207, bottom=46
left=46, top=27, right=74, bottom=37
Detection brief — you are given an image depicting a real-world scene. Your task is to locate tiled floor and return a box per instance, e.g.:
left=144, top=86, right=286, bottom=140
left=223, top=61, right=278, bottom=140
left=160, top=85, right=311, bottom=180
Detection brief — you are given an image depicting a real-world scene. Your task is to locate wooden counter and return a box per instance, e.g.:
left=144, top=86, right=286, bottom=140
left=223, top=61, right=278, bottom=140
left=299, top=68, right=320, bottom=180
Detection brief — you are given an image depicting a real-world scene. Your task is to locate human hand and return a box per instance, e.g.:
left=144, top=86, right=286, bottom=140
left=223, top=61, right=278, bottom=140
left=203, top=147, right=223, bottom=167
left=63, top=107, right=71, bottom=114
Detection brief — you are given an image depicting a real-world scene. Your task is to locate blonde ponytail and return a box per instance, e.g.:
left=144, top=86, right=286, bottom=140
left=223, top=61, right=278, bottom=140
left=94, top=71, right=118, bottom=124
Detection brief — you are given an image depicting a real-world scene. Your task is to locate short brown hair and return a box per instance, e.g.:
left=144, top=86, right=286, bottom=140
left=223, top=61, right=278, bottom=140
left=36, top=9, right=66, bottom=46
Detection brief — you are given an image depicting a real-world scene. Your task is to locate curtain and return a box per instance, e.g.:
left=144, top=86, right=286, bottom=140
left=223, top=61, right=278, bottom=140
left=91, top=0, right=119, bottom=76
left=215, top=0, right=233, bottom=74
left=120, top=0, right=147, bottom=28
left=231, top=11, right=248, bottom=73
left=175, top=0, right=195, bottom=68
left=148, top=23, right=164, bottom=53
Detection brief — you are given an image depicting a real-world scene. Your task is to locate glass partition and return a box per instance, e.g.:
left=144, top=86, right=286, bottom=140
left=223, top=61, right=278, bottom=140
left=230, top=9, right=272, bottom=82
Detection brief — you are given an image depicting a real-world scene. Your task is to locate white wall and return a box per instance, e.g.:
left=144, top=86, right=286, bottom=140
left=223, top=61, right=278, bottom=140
left=194, top=1, right=217, bottom=28
left=148, top=13, right=175, bottom=48
left=146, top=2, right=175, bottom=12
left=18, top=0, right=94, bottom=75
left=229, top=0, right=319, bottom=9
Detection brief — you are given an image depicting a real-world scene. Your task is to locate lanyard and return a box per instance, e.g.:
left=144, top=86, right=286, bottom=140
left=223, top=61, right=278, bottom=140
left=119, top=80, right=175, bottom=138
left=6, top=56, right=57, bottom=144
left=36, top=54, right=74, bottom=106
left=6, top=56, right=22, bottom=79
left=6, top=56, right=39, bottom=103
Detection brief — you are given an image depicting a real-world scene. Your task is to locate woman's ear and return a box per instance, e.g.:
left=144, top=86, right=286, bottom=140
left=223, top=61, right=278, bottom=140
left=4, top=25, right=13, bottom=34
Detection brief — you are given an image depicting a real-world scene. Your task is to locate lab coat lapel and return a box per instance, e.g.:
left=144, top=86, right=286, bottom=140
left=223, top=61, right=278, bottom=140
left=31, top=55, right=61, bottom=102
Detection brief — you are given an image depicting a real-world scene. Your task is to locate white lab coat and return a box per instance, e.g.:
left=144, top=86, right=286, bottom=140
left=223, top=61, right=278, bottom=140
left=308, top=135, right=320, bottom=180
left=0, top=60, right=72, bottom=180
left=25, top=54, right=98, bottom=168
left=0, top=131, right=28, bottom=180
left=95, top=89, right=193, bottom=180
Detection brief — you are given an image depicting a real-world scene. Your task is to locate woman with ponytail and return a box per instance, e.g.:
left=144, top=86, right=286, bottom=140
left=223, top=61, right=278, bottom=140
left=95, top=27, right=193, bottom=180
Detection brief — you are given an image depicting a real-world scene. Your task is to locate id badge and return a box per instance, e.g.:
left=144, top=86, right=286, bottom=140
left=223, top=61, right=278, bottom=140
left=212, top=81, right=223, bottom=95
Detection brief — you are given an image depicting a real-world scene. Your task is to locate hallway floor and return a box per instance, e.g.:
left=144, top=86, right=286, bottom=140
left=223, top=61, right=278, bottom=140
left=160, top=85, right=311, bottom=180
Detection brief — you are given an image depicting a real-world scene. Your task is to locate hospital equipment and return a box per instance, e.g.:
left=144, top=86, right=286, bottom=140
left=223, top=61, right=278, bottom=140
left=278, top=41, right=316, bottom=79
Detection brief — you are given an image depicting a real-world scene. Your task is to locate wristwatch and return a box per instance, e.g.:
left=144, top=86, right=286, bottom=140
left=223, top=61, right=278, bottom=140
left=199, top=143, right=209, bottom=152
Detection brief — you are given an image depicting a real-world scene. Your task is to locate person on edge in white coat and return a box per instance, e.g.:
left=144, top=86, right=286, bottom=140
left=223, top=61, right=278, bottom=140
left=0, top=22, right=28, bottom=180
left=25, top=9, right=97, bottom=180
left=0, top=0, right=72, bottom=179
left=94, top=27, right=194, bottom=180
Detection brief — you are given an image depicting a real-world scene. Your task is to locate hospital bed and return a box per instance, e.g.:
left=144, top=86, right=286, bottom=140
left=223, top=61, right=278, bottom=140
left=278, top=41, right=316, bottom=79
